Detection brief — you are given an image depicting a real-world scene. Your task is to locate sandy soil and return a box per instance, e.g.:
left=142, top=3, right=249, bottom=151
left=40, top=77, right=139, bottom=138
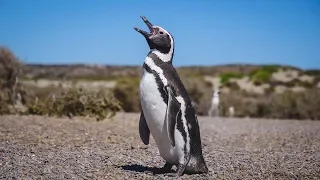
left=0, top=113, right=319, bottom=180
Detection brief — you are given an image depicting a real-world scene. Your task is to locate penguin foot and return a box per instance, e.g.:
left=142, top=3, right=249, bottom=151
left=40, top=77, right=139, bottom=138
left=153, top=162, right=173, bottom=174
left=165, top=172, right=179, bottom=177
left=162, top=162, right=174, bottom=171
left=176, top=163, right=186, bottom=176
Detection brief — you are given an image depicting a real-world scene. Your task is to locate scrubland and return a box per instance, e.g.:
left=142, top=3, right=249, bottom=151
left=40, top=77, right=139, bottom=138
left=1, top=46, right=320, bottom=179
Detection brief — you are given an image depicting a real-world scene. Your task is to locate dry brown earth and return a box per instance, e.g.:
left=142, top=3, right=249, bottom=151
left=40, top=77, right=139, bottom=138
left=0, top=113, right=319, bottom=179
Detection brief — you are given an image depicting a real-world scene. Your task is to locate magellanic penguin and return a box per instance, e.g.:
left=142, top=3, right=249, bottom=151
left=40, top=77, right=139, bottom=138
left=134, top=16, right=209, bottom=177
left=209, top=88, right=221, bottom=117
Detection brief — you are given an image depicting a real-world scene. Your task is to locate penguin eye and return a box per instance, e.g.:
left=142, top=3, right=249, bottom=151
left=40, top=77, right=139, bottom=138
left=159, top=31, right=164, bottom=34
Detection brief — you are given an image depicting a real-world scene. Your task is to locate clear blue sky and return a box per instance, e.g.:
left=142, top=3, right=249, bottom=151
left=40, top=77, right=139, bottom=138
left=1, top=0, right=319, bottom=69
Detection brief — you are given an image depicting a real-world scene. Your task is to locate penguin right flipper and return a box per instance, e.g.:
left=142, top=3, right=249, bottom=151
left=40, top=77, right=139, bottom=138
left=165, top=85, right=181, bottom=147
left=139, top=111, right=150, bottom=145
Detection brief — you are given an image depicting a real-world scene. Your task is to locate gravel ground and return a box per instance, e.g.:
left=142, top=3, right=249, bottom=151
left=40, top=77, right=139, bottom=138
left=0, top=113, right=319, bottom=180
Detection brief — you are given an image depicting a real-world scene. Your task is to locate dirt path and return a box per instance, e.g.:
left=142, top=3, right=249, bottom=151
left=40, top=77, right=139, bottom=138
left=0, top=113, right=319, bottom=179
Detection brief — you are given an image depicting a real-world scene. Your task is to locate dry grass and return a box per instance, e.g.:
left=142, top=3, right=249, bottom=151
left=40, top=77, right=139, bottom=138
left=0, top=46, right=23, bottom=114
left=111, top=75, right=320, bottom=120
left=112, top=77, right=141, bottom=112
left=24, top=87, right=122, bottom=121
left=0, top=46, right=122, bottom=120
left=220, top=89, right=320, bottom=120
left=2, top=46, right=320, bottom=120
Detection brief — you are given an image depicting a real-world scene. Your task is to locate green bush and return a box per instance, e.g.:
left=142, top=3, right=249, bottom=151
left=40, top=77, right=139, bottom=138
left=251, top=70, right=271, bottom=84
left=219, top=72, right=243, bottom=85
left=249, top=65, right=279, bottom=84
left=305, top=69, right=320, bottom=76
left=260, top=65, right=279, bottom=73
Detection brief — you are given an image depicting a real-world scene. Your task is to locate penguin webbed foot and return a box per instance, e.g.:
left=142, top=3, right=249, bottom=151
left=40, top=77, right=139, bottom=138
left=176, top=163, right=186, bottom=176
left=162, top=162, right=173, bottom=170
left=163, top=163, right=185, bottom=177
left=165, top=172, right=179, bottom=177
left=153, top=162, right=173, bottom=174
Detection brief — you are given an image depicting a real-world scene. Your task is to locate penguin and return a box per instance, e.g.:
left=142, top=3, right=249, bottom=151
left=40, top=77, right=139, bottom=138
left=134, top=16, right=209, bottom=177
left=208, top=88, right=220, bottom=117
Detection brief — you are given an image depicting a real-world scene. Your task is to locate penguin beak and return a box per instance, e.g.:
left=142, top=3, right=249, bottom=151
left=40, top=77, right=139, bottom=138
left=134, top=16, right=154, bottom=38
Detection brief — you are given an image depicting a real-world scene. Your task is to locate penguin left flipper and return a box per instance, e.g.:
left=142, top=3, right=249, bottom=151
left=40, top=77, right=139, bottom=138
left=165, top=85, right=181, bottom=147
left=139, top=111, right=150, bottom=145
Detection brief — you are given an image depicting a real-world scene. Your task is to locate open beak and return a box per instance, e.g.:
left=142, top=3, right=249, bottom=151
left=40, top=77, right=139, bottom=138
left=134, top=16, right=154, bottom=38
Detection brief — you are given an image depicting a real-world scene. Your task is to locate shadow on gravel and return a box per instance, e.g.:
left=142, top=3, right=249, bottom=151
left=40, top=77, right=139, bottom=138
left=119, top=164, right=175, bottom=174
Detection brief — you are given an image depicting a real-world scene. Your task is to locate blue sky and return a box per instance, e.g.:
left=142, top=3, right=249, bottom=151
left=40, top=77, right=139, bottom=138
left=0, top=0, right=319, bottom=69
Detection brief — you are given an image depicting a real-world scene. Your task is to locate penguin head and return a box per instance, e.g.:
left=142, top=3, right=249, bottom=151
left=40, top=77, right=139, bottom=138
left=134, top=16, right=174, bottom=55
left=213, top=89, right=220, bottom=98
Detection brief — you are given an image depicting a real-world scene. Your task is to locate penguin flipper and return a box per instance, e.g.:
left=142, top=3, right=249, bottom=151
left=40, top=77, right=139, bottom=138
left=165, top=86, right=181, bottom=147
left=139, top=111, right=150, bottom=145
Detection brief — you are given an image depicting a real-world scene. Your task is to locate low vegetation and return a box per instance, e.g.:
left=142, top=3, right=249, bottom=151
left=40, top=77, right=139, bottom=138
left=0, top=46, right=22, bottom=114
left=181, top=76, right=213, bottom=115
left=220, top=88, right=320, bottom=120
left=110, top=75, right=320, bottom=120
left=219, top=72, right=243, bottom=85
left=1, top=46, right=320, bottom=120
left=0, top=46, right=122, bottom=120
left=112, top=77, right=141, bottom=112
left=25, top=87, right=122, bottom=121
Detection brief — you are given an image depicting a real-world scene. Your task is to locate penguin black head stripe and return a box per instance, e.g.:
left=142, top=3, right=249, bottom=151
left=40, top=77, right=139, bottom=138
left=134, top=16, right=174, bottom=62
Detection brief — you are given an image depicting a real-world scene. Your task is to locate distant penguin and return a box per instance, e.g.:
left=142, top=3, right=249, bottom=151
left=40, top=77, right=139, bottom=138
left=228, top=106, right=235, bottom=117
left=134, top=16, right=208, bottom=177
left=208, top=89, right=220, bottom=117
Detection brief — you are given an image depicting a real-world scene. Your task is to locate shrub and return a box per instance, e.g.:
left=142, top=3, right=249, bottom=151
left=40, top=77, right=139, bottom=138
left=224, top=82, right=240, bottom=90
left=251, top=70, right=271, bottom=84
left=220, top=89, right=320, bottom=120
left=25, top=88, right=122, bottom=121
left=113, top=77, right=141, bottom=112
left=249, top=65, right=279, bottom=84
left=289, top=79, right=314, bottom=88
left=0, top=46, right=23, bottom=113
left=220, top=91, right=261, bottom=117
left=260, top=65, right=279, bottom=73
left=181, top=76, right=213, bottom=115
left=268, top=88, right=320, bottom=120
left=305, top=69, right=320, bottom=76
left=219, top=72, right=243, bottom=85
left=0, top=46, right=121, bottom=120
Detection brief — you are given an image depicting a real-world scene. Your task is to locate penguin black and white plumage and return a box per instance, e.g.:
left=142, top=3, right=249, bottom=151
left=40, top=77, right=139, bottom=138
left=209, top=88, right=221, bottom=117
left=134, top=16, right=208, bottom=177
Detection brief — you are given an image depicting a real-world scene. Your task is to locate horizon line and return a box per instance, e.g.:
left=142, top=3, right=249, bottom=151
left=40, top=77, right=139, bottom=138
left=22, top=62, right=318, bottom=71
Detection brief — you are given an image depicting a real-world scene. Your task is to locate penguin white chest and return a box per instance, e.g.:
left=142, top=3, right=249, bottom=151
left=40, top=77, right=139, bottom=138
left=139, top=70, right=167, bottom=140
left=139, top=70, right=183, bottom=163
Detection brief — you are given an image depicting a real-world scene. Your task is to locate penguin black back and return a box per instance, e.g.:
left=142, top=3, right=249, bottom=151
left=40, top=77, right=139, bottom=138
left=144, top=53, right=208, bottom=174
